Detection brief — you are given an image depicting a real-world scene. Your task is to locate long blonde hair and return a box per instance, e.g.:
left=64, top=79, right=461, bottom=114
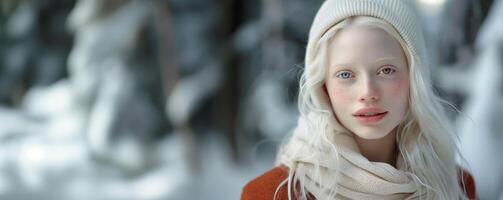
left=276, top=16, right=468, bottom=200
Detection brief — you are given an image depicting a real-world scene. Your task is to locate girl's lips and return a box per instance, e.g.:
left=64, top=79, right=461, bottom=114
left=353, top=107, right=386, bottom=116
left=354, top=111, right=388, bottom=124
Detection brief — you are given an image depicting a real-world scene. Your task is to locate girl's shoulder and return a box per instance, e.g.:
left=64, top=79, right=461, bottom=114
left=241, top=166, right=289, bottom=200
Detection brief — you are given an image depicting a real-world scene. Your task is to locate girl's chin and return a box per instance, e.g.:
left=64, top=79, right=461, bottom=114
left=351, top=128, right=394, bottom=140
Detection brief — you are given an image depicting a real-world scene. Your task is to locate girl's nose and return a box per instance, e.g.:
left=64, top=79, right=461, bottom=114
left=358, top=78, right=379, bottom=103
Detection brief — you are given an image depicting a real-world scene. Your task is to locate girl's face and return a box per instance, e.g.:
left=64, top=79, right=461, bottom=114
left=325, top=26, right=409, bottom=140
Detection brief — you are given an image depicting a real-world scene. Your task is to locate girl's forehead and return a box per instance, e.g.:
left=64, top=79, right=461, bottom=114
left=330, top=26, right=399, bottom=50
left=327, top=26, right=406, bottom=66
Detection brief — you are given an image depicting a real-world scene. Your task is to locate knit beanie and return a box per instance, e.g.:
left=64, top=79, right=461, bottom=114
left=305, top=0, right=428, bottom=74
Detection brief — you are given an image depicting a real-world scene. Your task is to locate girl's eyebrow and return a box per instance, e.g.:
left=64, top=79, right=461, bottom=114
left=330, top=57, right=399, bottom=70
left=374, top=57, right=397, bottom=63
left=330, top=63, right=353, bottom=69
left=331, top=57, right=397, bottom=68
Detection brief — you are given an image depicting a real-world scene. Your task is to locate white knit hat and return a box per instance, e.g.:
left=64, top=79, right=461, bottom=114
left=305, top=0, right=428, bottom=70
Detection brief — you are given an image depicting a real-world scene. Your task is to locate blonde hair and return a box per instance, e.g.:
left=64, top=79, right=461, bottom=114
left=275, top=16, right=468, bottom=200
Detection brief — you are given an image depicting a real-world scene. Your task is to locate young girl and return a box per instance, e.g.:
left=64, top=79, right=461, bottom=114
left=241, top=0, right=477, bottom=199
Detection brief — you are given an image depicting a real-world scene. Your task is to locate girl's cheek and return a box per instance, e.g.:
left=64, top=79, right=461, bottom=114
left=328, top=85, right=353, bottom=103
left=389, top=78, right=409, bottom=100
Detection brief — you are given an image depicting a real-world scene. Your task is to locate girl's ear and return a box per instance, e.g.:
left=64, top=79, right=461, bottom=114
left=317, top=83, right=347, bottom=132
left=323, top=83, right=329, bottom=95
left=314, top=83, right=331, bottom=109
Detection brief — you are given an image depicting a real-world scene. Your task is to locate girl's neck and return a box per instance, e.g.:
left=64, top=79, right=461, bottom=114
left=354, top=129, right=398, bottom=166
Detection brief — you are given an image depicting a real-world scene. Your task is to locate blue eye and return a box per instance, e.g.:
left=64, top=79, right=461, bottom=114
left=335, top=71, right=353, bottom=79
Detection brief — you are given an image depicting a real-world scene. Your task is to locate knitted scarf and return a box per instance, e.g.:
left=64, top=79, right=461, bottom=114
left=279, top=116, right=426, bottom=200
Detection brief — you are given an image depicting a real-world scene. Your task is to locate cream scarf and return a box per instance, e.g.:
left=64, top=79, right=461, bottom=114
left=279, top=116, right=426, bottom=200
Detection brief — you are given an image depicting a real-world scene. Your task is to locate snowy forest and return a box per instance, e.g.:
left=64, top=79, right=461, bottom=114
left=0, top=0, right=502, bottom=199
